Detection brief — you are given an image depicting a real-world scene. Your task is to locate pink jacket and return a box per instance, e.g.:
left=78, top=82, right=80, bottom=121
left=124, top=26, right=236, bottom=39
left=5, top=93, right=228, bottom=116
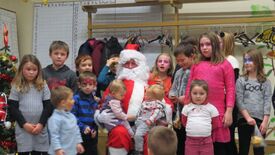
left=184, top=60, right=235, bottom=142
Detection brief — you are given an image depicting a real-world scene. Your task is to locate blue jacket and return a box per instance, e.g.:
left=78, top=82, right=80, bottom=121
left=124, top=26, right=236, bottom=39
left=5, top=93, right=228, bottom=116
left=71, top=91, right=98, bottom=133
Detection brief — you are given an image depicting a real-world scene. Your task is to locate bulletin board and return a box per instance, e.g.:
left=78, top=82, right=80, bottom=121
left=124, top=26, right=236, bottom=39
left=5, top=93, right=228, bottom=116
left=0, top=7, right=19, bottom=58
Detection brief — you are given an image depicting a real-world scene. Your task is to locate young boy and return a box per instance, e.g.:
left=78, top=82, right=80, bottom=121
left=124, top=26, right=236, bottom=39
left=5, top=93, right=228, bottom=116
left=75, top=54, right=93, bottom=76
left=71, top=71, right=98, bottom=155
left=48, top=86, right=84, bottom=155
left=148, top=126, right=177, bottom=155
left=43, top=40, right=77, bottom=92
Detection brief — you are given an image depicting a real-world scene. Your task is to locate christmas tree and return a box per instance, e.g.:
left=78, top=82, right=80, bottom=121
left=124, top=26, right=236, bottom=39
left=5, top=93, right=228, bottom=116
left=0, top=24, right=17, bottom=154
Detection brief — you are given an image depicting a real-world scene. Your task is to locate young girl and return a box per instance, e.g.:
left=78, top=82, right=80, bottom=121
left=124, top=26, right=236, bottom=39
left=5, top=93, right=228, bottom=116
left=8, top=54, right=53, bottom=155
left=182, top=79, right=219, bottom=155
left=236, top=49, right=272, bottom=155
left=184, top=32, right=235, bottom=155
left=220, top=31, right=240, bottom=155
left=168, top=43, right=197, bottom=155
left=148, top=52, right=174, bottom=108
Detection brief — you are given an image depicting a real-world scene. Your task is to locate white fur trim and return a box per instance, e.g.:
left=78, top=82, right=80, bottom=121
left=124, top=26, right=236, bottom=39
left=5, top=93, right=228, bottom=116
left=109, top=147, right=128, bottom=155
left=119, top=49, right=146, bottom=64
left=127, top=81, right=145, bottom=116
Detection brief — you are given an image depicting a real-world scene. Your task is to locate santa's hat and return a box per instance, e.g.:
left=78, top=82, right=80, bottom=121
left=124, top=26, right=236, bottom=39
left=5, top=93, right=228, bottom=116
left=119, top=44, right=146, bottom=63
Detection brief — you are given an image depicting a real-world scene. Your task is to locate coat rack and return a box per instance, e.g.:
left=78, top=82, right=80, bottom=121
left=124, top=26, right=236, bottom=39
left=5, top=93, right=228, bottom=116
left=82, top=0, right=275, bottom=46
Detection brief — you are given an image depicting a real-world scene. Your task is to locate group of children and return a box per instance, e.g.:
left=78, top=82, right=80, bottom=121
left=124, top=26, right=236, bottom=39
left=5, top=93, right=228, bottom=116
left=6, top=30, right=275, bottom=155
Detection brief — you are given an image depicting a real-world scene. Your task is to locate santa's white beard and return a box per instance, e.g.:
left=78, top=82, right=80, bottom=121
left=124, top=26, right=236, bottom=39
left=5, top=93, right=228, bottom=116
left=116, top=62, right=149, bottom=85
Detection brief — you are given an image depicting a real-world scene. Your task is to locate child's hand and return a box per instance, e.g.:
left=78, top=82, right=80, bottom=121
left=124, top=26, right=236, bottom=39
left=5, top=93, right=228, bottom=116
left=91, top=129, right=97, bottom=138
left=55, top=149, right=65, bottom=155
left=32, top=123, right=43, bottom=135
left=76, top=143, right=85, bottom=154
left=259, top=121, right=268, bottom=135
left=94, top=96, right=101, bottom=102
left=106, top=57, right=119, bottom=66
left=169, top=96, right=178, bottom=103
left=84, top=127, right=91, bottom=135
left=23, top=123, right=35, bottom=134
left=178, top=96, right=185, bottom=104
left=146, top=120, right=152, bottom=126
left=127, top=114, right=136, bottom=121
left=246, top=117, right=256, bottom=126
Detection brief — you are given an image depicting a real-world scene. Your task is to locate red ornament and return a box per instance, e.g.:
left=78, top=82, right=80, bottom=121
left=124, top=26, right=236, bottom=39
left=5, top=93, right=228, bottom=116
left=9, top=55, right=17, bottom=61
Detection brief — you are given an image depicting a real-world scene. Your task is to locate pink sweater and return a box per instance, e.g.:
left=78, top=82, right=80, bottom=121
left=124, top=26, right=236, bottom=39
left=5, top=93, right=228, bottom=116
left=184, top=60, right=235, bottom=142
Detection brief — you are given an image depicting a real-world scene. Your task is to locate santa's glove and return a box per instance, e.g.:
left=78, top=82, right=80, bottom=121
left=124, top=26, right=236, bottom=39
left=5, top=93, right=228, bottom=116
left=94, top=109, right=118, bottom=128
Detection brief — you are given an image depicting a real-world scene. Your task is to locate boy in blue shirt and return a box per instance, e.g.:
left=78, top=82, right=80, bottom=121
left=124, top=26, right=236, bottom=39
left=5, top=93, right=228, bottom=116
left=48, top=86, right=84, bottom=155
left=71, top=71, right=98, bottom=155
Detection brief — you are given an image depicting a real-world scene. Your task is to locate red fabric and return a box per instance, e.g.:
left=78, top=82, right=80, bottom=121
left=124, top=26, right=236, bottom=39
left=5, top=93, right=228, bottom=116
left=181, top=115, right=187, bottom=127
left=125, top=44, right=140, bottom=51
left=89, top=40, right=105, bottom=76
left=121, top=79, right=134, bottom=113
left=143, top=133, right=148, bottom=155
left=211, top=116, right=219, bottom=130
left=108, top=125, right=132, bottom=151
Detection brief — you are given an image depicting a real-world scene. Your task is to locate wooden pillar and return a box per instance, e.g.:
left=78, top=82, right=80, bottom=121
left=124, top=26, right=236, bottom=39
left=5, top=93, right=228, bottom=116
left=174, top=6, right=179, bottom=46
left=88, top=12, right=92, bottom=38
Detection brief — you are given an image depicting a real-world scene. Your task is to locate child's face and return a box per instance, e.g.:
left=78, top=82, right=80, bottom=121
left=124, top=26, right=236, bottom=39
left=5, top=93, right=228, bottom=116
left=22, top=62, right=38, bottom=82
left=200, top=37, right=212, bottom=58
left=50, top=49, right=68, bottom=68
left=176, top=54, right=193, bottom=70
left=79, top=78, right=96, bottom=95
left=157, top=55, right=171, bottom=73
left=62, top=92, right=75, bottom=111
left=78, top=59, right=93, bottom=73
left=191, top=86, right=207, bottom=105
left=244, top=54, right=255, bottom=72
left=112, top=89, right=126, bottom=100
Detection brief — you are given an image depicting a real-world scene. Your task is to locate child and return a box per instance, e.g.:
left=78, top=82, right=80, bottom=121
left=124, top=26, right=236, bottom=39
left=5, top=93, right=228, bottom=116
left=48, top=86, right=85, bottom=155
left=148, top=126, right=177, bottom=155
left=148, top=52, right=174, bottom=97
left=236, top=49, right=272, bottom=155
left=71, top=71, right=98, bottom=155
left=100, top=79, right=134, bottom=136
left=182, top=80, right=219, bottom=155
left=184, top=32, right=235, bottom=155
left=97, top=54, right=119, bottom=92
left=134, top=84, right=167, bottom=155
left=75, top=54, right=93, bottom=76
left=169, top=43, right=197, bottom=155
left=43, top=40, right=77, bottom=92
left=220, top=31, right=240, bottom=155
left=8, top=54, right=53, bottom=155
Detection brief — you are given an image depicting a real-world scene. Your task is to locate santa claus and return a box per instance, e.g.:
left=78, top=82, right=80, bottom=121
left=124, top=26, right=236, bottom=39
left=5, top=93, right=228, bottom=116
left=95, top=44, right=172, bottom=155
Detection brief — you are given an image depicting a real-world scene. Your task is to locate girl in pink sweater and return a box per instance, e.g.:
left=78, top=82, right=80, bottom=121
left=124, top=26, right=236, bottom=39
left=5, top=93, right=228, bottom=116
left=184, top=32, right=235, bottom=155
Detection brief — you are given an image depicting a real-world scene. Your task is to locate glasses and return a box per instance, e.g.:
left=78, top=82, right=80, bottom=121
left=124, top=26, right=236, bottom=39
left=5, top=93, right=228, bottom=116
left=244, top=57, right=253, bottom=65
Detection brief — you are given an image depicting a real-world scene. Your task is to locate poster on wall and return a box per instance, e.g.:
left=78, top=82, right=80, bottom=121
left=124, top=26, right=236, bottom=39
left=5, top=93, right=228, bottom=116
left=0, top=7, right=19, bottom=59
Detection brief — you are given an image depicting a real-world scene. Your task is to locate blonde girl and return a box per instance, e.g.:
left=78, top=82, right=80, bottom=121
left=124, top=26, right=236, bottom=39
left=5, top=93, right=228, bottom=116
left=236, top=49, right=272, bottom=155
left=184, top=32, right=235, bottom=155
left=148, top=52, right=174, bottom=107
left=8, top=54, right=52, bottom=155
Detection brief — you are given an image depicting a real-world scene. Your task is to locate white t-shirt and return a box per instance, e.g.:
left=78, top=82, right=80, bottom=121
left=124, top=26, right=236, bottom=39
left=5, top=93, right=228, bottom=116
left=227, top=55, right=239, bottom=69
left=182, top=103, right=219, bottom=137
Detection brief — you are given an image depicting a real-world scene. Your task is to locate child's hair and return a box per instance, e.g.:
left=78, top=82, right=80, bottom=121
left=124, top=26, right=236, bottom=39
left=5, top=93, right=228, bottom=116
left=12, top=54, right=45, bottom=93
left=50, top=86, right=72, bottom=106
left=78, top=71, right=97, bottom=83
left=109, top=79, right=126, bottom=94
left=189, top=79, right=208, bottom=101
left=180, top=35, right=198, bottom=48
left=49, top=40, right=69, bottom=56
left=148, top=126, right=177, bottom=155
left=146, top=84, right=165, bottom=101
left=75, top=54, right=93, bottom=70
left=198, top=32, right=224, bottom=64
left=221, top=32, right=235, bottom=56
left=242, top=49, right=266, bottom=83
left=174, top=44, right=197, bottom=58
left=151, top=53, right=174, bottom=77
